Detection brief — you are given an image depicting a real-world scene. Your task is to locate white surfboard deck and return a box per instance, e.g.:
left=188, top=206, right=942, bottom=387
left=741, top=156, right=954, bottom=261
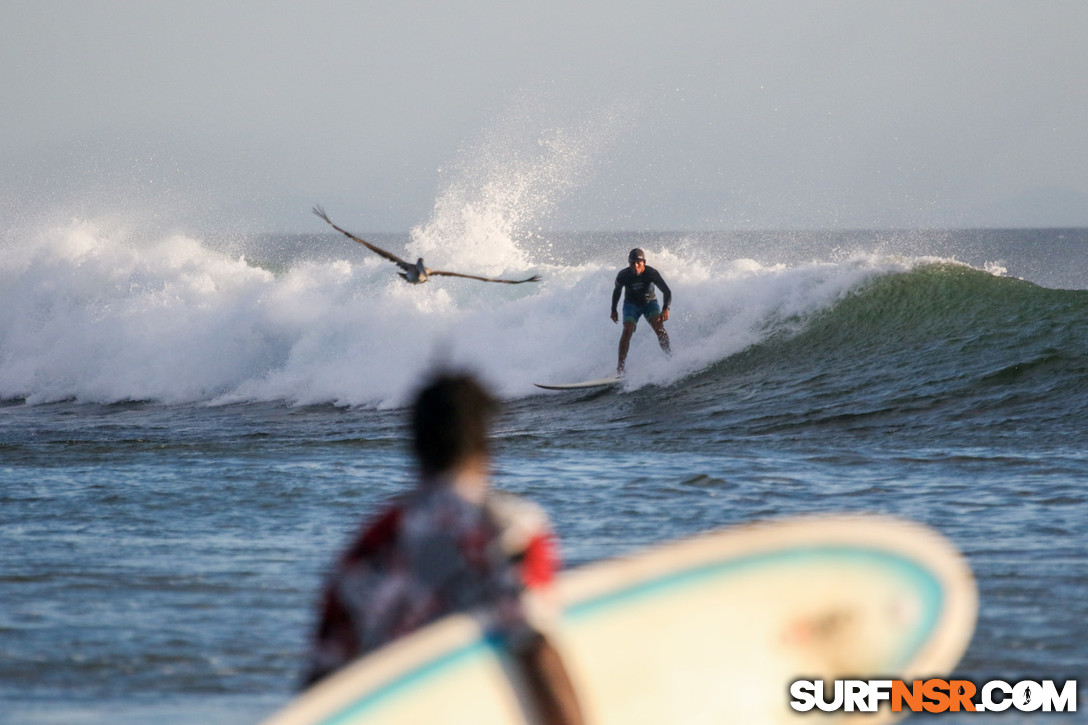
left=262, top=515, right=976, bottom=725
left=534, top=376, right=623, bottom=391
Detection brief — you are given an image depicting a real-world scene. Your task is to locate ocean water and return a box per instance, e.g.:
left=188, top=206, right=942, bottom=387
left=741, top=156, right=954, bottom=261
left=2, top=220, right=1086, bottom=723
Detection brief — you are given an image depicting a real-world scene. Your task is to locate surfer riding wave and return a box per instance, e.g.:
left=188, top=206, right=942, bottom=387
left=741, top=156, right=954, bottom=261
left=610, top=248, right=672, bottom=375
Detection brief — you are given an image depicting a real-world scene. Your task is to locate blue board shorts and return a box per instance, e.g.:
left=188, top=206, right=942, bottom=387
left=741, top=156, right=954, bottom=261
left=622, top=300, right=662, bottom=325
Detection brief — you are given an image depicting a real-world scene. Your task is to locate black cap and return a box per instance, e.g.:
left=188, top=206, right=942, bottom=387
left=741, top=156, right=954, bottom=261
left=628, top=248, right=646, bottom=263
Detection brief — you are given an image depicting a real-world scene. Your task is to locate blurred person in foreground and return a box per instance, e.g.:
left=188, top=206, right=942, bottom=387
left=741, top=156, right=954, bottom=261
left=303, top=372, right=584, bottom=725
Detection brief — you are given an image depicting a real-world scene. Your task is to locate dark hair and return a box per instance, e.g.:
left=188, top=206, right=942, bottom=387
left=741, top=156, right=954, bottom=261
left=628, top=248, right=646, bottom=263
left=410, top=372, right=499, bottom=475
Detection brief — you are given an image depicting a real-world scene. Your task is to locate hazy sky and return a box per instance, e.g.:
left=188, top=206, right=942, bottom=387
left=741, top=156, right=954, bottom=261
left=3, top=1, right=1087, bottom=233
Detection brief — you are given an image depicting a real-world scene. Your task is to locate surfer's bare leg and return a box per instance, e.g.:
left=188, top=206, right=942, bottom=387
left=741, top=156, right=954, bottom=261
left=649, top=315, right=671, bottom=356
left=617, top=322, right=636, bottom=375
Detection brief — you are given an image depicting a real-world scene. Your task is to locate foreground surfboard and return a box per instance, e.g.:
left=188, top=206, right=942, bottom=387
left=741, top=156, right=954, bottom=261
left=262, top=515, right=977, bottom=725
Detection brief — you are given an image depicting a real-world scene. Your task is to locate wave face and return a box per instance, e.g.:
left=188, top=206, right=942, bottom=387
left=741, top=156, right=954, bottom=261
left=655, top=262, right=1088, bottom=449
left=2, top=219, right=1088, bottom=434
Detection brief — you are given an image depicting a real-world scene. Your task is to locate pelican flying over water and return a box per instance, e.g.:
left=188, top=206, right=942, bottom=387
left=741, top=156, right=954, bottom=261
left=313, top=206, right=541, bottom=285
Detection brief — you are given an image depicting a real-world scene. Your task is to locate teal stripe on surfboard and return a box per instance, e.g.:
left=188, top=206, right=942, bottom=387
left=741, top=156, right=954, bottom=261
left=563, top=546, right=944, bottom=671
left=320, top=634, right=505, bottom=725
left=311, top=545, right=945, bottom=725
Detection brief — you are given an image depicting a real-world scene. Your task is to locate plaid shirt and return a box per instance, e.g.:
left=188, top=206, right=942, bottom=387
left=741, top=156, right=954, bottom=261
left=305, top=485, right=557, bottom=685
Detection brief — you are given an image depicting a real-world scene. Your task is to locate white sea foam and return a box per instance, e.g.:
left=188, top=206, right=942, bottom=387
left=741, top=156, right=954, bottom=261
left=1, top=100, right=952, bottom=407
left=1, top=216, right=935, bottom=407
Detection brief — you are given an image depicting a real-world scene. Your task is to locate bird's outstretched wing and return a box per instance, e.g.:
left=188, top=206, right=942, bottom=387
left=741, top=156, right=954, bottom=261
left=314, top=205, right=542, bottom=284
left=427, top=269, right=542, bottom=284
left=312, top=206, right=412, bottom=270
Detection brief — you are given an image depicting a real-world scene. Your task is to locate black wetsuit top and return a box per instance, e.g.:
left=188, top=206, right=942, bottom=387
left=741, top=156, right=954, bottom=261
left=612, top=265, right=672, bottom=312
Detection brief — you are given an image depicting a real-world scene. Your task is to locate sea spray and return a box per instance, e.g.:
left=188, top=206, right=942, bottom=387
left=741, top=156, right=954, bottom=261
left=2, top=220, right=982, bottom=406
left=409, top=95, right=632, bottom=272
